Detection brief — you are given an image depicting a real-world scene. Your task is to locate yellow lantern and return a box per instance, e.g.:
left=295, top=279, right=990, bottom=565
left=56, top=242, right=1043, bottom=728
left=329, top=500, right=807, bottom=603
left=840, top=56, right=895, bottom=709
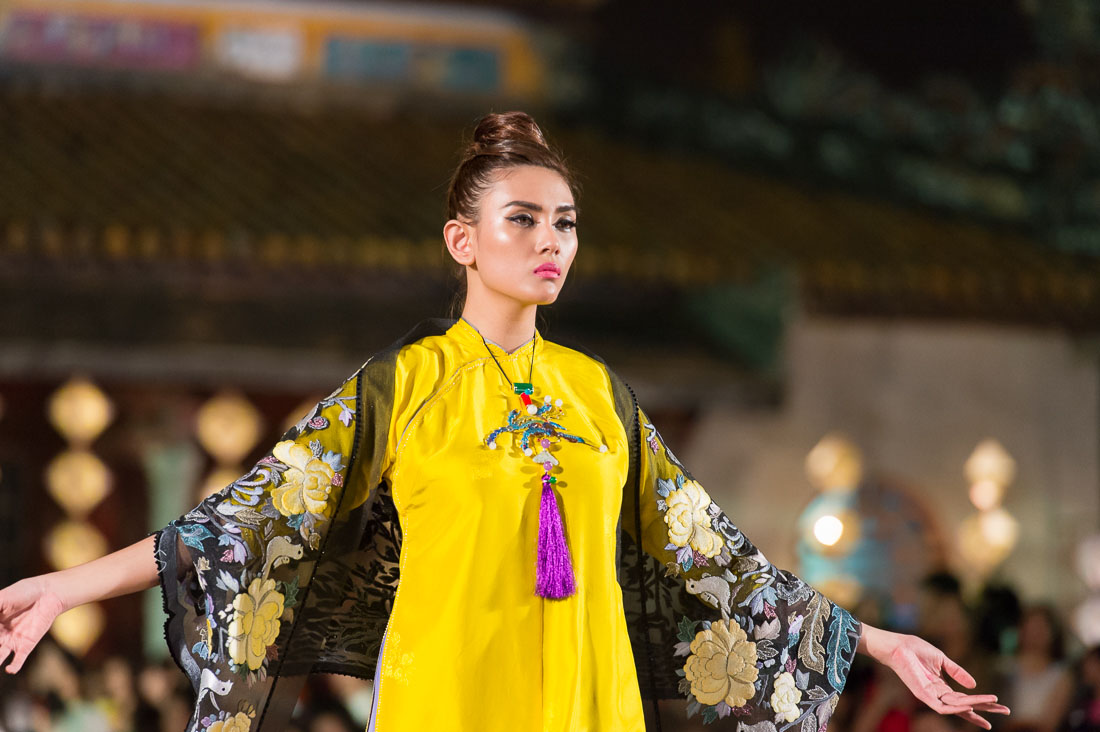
left=45, top=450, right=112, bottom=517
left=965, top=439, right=1016, bottom=489
left=51, top=604, right=105, bottom=656
left=957, top=508, right=1019, bottom=576
left=805, top=433, right=863, bottom=493
left=47, top=378, right=114, bottom=446
left=196, top=391, right=263, bottom=466
left=43, top=520, right=109, bottom=570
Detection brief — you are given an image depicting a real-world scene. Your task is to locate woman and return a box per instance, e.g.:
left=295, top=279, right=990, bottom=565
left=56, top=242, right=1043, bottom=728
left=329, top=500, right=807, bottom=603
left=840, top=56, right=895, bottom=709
left=0, top=112, right=1007, bottom=732
left=1002, top=605, right=1072, bottom=732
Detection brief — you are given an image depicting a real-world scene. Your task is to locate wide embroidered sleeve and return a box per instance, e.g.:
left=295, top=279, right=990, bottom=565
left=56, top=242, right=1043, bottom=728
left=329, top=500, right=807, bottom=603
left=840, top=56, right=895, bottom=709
left=636, top=406, right=862, bottom=730
left=153, top=368, right=381, bottom=732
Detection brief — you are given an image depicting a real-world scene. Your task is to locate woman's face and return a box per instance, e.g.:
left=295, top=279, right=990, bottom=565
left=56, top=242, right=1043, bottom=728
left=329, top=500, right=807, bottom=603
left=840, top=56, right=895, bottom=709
left=455, top=164, right=578, bottom=308
left=1018, top=609, right=1055, bottom=655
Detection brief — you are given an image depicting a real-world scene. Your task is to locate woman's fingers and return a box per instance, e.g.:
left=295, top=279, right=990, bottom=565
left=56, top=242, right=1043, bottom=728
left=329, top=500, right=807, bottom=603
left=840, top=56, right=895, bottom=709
left=924, top=691, right=975, bottom=716
left=942, top=655, right=977, bottom=689
left=6, top=649, right=28, bottom=674
left=940, top=692, right=999, bottom=707
left=954, top=709, right=992, bottom=730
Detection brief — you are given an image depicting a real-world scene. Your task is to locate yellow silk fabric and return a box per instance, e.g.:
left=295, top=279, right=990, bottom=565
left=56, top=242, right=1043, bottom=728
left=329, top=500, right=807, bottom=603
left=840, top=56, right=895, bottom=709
left=368, top=319, right=646, bottom=731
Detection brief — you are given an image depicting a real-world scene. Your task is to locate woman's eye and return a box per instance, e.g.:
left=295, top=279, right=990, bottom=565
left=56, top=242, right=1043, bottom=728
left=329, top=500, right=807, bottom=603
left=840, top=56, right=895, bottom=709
left=556, top=218, right=577, bottom=231
left=508, top=214, right=534, bottom=226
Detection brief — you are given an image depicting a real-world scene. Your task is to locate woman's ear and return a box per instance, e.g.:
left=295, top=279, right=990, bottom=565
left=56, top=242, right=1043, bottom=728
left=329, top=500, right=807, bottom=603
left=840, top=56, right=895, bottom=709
left=443, top=219, right=476, bottom=267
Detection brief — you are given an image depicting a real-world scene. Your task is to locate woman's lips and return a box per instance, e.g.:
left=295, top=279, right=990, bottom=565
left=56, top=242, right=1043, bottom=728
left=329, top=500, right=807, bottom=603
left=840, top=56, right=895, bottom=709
left=534, top=263, right=561, bottom=278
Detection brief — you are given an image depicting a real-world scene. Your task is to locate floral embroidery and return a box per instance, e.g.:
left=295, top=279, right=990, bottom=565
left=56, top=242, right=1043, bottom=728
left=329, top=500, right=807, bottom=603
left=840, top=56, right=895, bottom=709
left=642, top=408, right=861, bottom=726
left=205, top=711, right=253, bottom=732
left=664, top=477, right=724, bottom=558
left=227, top=578, right=286, bottom=671
left=770, top=671, right=803, bottom=723
left=270, top=441, right=336, bottom=518
left=682, top=619, right=759, bottom=708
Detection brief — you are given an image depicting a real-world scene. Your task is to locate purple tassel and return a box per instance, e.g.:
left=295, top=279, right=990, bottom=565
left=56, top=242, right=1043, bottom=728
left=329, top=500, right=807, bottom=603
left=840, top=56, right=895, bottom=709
left=536, top=482, right=575, bottom=598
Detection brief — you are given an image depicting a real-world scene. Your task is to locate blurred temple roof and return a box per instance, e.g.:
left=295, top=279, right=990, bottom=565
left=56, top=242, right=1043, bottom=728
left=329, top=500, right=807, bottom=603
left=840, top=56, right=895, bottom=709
left=1, top=85, right=1096, bottom=333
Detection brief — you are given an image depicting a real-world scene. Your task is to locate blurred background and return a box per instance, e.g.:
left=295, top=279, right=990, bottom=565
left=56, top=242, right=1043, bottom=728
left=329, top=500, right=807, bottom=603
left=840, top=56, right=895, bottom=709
left=1, top=0, right=1100, bottom=730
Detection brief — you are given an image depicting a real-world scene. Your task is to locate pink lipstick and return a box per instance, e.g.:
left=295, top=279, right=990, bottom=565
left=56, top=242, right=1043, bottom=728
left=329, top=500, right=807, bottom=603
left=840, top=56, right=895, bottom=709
left=534, top=263, right=561, bottom=278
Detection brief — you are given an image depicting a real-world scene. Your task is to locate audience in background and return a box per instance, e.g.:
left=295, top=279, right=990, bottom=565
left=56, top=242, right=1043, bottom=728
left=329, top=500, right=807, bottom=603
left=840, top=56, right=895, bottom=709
left=1001, top=605, right=1073, bottom=732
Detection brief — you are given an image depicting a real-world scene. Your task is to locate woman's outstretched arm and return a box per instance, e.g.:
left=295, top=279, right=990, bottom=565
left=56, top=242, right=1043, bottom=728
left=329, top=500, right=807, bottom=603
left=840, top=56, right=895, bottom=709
left=857, top=621, right=1011, bottom=729
left=0, top=534, right=159, bottom=674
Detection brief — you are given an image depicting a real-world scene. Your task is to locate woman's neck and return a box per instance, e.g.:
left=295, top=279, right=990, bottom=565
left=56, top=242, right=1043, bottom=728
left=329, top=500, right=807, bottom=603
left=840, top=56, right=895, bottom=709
left=460, top=301, right=537, bottom=354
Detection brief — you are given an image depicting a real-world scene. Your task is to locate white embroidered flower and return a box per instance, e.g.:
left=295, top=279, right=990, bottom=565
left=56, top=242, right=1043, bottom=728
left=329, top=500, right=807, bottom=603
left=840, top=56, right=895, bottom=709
left=664, top=479, right=724, bottom=558
left=770, top=671, right=803, bottom=723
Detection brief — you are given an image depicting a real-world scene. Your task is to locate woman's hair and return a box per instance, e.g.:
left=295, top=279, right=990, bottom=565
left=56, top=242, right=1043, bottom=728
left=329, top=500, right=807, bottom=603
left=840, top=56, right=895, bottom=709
left=1019, top=603, right=1066, bottom=661
left=445, top=110, right=575, bottom=223
left=444, top=110, right=576, bottom=315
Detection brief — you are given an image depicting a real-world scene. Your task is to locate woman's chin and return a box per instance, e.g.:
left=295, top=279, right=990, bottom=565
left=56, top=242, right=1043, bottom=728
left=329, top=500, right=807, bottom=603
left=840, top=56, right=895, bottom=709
left=511, top=282, right=565, bottom=307
left=538, top=276, right=568, bottom=302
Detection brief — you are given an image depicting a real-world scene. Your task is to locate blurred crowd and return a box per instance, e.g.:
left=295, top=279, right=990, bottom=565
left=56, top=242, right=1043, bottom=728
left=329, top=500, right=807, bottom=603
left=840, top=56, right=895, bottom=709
left=826, top=574, right=1099, bottom=732
left=1, top=573, right=1098, bottom=732
left=0, top=647, right=372, bottom=732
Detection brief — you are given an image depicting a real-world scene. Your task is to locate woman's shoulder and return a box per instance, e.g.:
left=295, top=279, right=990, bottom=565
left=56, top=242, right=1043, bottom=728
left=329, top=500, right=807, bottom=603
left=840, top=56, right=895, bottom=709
left=541, top=336, right=636, bottom=413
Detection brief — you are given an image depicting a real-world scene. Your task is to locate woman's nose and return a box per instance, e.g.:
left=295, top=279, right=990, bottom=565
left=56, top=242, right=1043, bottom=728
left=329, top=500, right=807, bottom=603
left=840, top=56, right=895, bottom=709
left=538, top=224, right=560, bottom=253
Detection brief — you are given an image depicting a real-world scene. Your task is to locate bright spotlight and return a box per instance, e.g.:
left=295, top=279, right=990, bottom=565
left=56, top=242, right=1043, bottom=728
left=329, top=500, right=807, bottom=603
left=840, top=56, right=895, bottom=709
left=813, top=515, right=845, bottom=547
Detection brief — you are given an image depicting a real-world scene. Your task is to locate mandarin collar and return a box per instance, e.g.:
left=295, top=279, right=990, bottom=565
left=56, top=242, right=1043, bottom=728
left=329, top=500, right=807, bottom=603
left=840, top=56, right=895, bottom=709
left=449, top=317, right=543, bottom=359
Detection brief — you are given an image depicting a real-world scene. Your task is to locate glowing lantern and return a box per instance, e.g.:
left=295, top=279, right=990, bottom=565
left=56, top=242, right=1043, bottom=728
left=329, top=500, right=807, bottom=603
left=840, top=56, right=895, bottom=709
left=196, top=391, right=262, bottom=466
left=805, top=433, right=863, bottom=493
left=801, top=496, right=861, bottom=558
left=47, top=378, right=114, bottom=446
left=957, top=508, right=1019, bottom=575
left=196, top=391, right=264, bottom=502
left=45, top=450, right=112, bottom=517
left=965, top=439, right=1016, bottom=490
left=968, top=479, right=1004, bottom=512
left=44, top=520, right=109, bottom=570
left=51, top=604, right=105, bottom=656
left=43, top=377, right=115, bottom=656
left=813, top=515, right=845, bottom=546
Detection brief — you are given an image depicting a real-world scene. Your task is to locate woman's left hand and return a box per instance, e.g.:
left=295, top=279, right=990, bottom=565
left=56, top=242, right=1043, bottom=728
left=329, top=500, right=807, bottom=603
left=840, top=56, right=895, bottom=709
left=860, top=624, right=1011, bottom=729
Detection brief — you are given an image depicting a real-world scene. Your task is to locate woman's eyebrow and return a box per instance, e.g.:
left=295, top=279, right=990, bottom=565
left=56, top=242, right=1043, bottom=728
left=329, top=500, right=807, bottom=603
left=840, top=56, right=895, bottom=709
left=501, top=200, right=579, bottom=214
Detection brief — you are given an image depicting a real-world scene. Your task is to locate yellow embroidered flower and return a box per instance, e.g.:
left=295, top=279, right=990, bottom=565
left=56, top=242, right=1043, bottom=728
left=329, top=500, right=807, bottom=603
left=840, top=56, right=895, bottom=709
left=665, top=479, right=724, bottom=557
left=227, top=578, right=285, bottom=671
left=683, top=619, right=759, bottom=707
left=770, top=671, right=803, bottom=723
left=208, top=712, right=253, bottom=732
left=270, top=441, right=335, bottom=517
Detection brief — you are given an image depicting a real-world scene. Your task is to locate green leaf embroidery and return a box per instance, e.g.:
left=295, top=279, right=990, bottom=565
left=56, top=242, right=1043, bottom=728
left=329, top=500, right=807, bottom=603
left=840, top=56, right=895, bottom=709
left=282, top=576, right=300, bottom=609
left=677, top=616, right=699, bottom=644
left=826, top=607, right=857, bottom=689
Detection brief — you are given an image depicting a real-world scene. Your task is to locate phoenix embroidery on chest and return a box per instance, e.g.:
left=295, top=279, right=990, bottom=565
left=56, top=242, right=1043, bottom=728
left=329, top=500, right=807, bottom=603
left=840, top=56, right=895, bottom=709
left=467, top=320, right=612, bottom=600
left=481, top=384, right=608, bottom=599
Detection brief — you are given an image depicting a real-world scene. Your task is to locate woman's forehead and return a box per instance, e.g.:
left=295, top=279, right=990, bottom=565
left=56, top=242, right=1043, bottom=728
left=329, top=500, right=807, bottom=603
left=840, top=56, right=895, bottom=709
left=486, top=165, right=574, bottom=207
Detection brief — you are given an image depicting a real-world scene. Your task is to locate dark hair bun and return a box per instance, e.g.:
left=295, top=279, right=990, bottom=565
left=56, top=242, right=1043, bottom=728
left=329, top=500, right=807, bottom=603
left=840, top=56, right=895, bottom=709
left=468, top=111, right=549, bottom=157
left=446, top=110, right=574, bottom=221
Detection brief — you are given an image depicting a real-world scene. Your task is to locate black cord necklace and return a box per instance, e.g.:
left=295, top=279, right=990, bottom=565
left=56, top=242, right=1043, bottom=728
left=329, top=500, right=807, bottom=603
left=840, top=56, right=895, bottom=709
left=480, top=331, right=536, bottom=402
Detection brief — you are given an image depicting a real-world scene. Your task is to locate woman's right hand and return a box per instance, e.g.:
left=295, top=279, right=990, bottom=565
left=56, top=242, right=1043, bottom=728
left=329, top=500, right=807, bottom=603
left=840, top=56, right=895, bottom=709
left=0, top=575, right=65, bottom=674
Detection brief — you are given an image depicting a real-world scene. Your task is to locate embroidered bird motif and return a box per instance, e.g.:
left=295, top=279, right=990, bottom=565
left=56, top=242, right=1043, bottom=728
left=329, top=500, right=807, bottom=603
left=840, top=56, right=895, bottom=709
left=196, top=668, right=233, bottom=712
left=685, top=569, right=737, bottom=619
left=261, top=535, right=304, bottom=578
